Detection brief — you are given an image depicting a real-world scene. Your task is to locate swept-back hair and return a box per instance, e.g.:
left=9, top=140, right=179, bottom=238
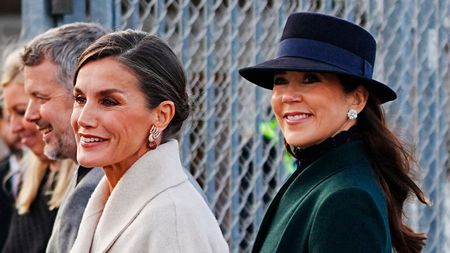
left=75, top=30, right=190, bottom=141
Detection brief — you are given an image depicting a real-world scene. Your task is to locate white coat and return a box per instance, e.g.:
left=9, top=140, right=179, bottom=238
left=70, top=140, right=229, bottom=253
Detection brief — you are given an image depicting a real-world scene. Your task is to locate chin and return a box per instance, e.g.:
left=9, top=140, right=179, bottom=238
left=286, top=139, right=315, bottom=149
left=285, top=135, right=306, bottom=147
left=44, top=146, right=60, bottom=160
left=77, top=153, right=106, bottom=168
left=77, top=159, right=100, bottom=168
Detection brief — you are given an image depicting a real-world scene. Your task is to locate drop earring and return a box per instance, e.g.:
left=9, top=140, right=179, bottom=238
left=148, top=125, right=161, bottom=149
left=347, top=109, right=358, bottom=120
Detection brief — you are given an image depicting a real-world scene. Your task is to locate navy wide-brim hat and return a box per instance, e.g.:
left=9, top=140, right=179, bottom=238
left=239, top=12, right=397, bottom=104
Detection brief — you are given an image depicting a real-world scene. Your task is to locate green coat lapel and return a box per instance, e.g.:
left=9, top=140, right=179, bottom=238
left=252, top=141, right=382, bottom=252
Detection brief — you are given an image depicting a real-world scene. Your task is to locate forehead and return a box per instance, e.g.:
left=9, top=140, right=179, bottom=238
left=3, top=81, right=28, bottom=105
left=23, top=59, right=63, bottom=93
left=75, top=57, right=139, bottom=92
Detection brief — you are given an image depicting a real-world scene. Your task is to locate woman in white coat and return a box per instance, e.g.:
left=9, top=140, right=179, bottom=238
left=69, top=30, right=229, bottom=253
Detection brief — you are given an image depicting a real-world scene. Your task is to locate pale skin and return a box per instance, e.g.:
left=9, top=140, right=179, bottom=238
left=71, top=57, right=175, bottom=192
left=101, top=101, right=174, bottom=191
left=4, top=79, right=44, bottom=159
left=3, top=78, right=60, bottom=170
left=23, top=59, right=77, bottom=161
left=271, top=71, right=368, bottom=148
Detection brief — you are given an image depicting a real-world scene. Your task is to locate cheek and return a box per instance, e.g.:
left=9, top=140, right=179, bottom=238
left=23, top=120, right=36, bottom=132
left=119, top=116, right=150, bottom=142
left=10, top=118, right=23, bottom=133
left=39, top=104, right=51, bottom=119
left=70, top=109, right=80, bottom=130
left=271, top=95, right=282, bottom=114
left=12, top=115, right=25, bottom=128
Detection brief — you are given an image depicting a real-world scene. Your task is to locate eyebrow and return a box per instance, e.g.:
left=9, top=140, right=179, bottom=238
left=274, top=71, right=287, bottom=75
left=73, top=87, right=126, bottom=96
left=30, top=90, right=47, bottom=97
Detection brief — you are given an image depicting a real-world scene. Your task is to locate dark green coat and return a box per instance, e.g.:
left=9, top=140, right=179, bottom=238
left=252, top=141, right=392, bottom=253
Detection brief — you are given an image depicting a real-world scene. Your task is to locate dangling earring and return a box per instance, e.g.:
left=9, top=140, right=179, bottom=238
left=148, top=125, right=161, bottom=149
left=347, top=109, right=358, bottom=120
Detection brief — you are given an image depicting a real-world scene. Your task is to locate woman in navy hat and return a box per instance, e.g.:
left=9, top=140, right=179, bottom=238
left=240, top=12, right=427, bottom=253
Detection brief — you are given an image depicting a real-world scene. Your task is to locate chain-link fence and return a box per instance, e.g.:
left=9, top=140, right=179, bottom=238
left=20, top=0, right=450, bottom=252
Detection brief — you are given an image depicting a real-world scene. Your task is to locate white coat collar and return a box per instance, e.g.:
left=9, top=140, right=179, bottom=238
left=71, top=140, right=187, bottom=253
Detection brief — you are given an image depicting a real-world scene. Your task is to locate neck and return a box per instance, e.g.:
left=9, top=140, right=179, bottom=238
left=49, top=159, right=62, bottom=171
left=102, top=146, right=151, bottom=191
left=103, top=166, right=128, bottom=192
left=294, top=125, right=361, bottom=169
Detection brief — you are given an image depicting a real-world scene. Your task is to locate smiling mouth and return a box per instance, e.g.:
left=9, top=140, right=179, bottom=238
left=80, top=136, right=106, bottom=144
left=286, top=114, right=310, bottom=120
left=284, top=113, right=312, bottom=121
left=40, top=127, right=52, bottom=135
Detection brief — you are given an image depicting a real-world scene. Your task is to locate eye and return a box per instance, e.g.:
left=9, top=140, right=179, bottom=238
left=16, top=109, right=26, bottom=116
left=73, top=94, right=86, bottom=105
left=273, top=76, right=288, bottom=86
left=303, top=73, right=321, bottom=84
left=32, top=94, right=48, bottom=103
left=101, top=97, right=118, bottom=106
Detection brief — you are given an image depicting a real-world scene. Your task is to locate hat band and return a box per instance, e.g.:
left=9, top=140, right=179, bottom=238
left=277, top=38, right=373, bottom=78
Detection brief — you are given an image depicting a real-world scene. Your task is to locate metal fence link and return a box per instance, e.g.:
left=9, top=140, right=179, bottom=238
left=19, top=0, right=450, bottom=252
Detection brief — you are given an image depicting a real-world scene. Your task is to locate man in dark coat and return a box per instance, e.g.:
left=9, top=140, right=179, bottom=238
left=22, top=23, right=108, bottom=253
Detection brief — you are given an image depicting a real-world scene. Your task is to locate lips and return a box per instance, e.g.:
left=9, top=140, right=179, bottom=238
left=80, top=136, right=106, bottom=144
left=39, top=126, right=54, bottom=143
left=78, top=133, right=108, bottom=146
left=286, top=114, right=309, bottom=120
left=41, top=127, right=52, bottom=135
left=284, top=112, right=312, bottom=123
left=37, top=120, right=53, bottom=136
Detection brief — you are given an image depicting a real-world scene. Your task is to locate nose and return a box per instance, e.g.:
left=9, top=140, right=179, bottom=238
left=24, top=99, right=40, bottom=124
left=75, top=103, right=98, bottom=129
left=280, top=84, right=302, bottom=103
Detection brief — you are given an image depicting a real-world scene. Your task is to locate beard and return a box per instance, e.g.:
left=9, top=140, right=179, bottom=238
left=44, top=130, right=77, bottom=161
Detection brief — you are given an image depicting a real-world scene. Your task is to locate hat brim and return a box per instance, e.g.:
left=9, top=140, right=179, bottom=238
left=239, top=57, right=397, bottom=104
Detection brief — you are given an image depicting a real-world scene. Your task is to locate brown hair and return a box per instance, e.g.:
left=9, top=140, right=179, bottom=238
left=284, top=75, right=427, bottom=252
left=74, top=30, right=189, bottom=142
left=342, top=76, right=427, bottom=253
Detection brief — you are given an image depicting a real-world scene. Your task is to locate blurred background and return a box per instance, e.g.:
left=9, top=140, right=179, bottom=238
left=1, top=0, right=449, bottom=252
left=0, top=1, right=20, bottom=57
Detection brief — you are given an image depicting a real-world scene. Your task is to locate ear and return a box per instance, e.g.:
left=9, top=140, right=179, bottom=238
left=348, top=85, right=369, bottom=113
left=152, top=100, right=175, bottom=131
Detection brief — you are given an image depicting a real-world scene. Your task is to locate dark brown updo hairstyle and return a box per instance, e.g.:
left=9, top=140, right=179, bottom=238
left=74, top=30, right=190, bottom=142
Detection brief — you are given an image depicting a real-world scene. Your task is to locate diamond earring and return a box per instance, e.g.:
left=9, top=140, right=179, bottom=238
left=347, top=109, right=358, bottom=120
